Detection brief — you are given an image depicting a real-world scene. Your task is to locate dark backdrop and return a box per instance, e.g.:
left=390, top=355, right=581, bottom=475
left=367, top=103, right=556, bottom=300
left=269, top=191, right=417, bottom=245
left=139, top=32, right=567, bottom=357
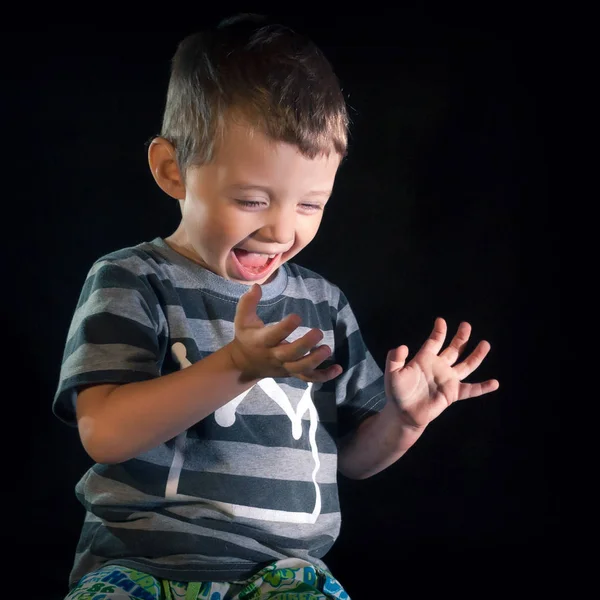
left=4, top=12, right=559, bottom=599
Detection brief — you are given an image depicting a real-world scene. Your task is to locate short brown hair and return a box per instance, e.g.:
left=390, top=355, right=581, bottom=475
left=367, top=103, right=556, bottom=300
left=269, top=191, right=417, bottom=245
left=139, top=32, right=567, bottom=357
left=159, top=14, right=349, bottom=176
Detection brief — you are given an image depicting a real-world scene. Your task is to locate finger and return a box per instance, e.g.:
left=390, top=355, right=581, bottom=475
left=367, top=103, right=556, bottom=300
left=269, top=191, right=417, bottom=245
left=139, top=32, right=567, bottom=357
left=296, top=363, right=344, bottom=384
left=453, top=340, right=492, bottom=380
left=283, top=343, right=332, bottom=375
left=273, top=328, right=324, bottom=361
left=456, top=378, right=500, bottom=400
left=420, top=317, right=447, bottom=355
left=234, top=284, right=263, bottom=329
left=386, top=346, right=409, bottom=373
left=439, top=321, right=471, bottom=365
left=263, top=313, right=302, bottom=347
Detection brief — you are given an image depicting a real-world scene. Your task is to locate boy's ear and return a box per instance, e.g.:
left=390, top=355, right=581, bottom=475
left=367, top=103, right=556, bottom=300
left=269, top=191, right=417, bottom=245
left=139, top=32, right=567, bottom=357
left=148, top=138, right=186, bottom=200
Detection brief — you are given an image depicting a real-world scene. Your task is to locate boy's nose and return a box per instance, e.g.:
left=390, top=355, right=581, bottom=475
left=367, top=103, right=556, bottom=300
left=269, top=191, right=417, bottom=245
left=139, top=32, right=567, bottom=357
left=260, top=209, right=295, bottom=245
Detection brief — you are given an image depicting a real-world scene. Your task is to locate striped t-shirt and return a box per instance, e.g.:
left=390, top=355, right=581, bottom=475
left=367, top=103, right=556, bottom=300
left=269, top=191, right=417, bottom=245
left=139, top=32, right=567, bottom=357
left=53, top=237, right=386, bottom=590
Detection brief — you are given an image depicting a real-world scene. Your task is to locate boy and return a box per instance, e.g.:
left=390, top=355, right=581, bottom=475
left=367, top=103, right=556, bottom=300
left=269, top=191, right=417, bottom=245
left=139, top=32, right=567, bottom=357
left=54, top=14, right=499, bottom=600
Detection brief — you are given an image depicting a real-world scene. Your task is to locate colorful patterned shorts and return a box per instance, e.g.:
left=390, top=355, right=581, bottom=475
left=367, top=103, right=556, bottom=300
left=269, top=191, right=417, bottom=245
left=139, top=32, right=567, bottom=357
left=64, top=558, right=351, bottom=600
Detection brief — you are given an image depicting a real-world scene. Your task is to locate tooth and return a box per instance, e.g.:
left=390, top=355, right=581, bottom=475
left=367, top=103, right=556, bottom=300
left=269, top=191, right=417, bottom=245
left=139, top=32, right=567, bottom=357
left=238, top=250, right=277, bottom=258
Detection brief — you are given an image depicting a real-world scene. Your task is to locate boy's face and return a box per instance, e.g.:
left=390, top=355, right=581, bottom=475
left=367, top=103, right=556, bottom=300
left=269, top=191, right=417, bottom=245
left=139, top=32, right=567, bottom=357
left=167, top=122, right=341, bottom=285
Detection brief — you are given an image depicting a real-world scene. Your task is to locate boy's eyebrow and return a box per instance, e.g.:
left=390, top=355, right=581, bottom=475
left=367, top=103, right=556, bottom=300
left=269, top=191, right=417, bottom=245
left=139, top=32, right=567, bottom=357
left=228, top=184, right=332, bottom=199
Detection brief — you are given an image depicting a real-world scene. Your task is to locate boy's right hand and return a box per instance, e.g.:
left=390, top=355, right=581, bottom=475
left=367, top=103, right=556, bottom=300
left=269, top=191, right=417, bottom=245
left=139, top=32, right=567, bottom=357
left=227, top=284, right=343, bottom=383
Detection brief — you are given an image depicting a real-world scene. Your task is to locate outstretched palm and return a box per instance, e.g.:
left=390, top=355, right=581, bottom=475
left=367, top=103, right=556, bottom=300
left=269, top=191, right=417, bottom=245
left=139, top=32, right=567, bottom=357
left=385, top=318, right=499, bottom=430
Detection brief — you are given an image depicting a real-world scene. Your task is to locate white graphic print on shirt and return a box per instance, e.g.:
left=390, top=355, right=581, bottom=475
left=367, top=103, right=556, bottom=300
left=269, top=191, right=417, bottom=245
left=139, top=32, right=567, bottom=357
left=167, top=341, right=322, bottom=524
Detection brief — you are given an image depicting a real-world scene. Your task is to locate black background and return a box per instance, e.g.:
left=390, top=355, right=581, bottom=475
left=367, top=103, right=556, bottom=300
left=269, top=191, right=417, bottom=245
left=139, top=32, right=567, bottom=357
left=4, top=10, right=560, bottom=599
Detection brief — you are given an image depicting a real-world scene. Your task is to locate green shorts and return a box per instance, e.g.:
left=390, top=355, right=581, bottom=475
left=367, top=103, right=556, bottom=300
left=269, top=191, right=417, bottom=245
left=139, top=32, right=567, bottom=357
left=64, top=558, right=350, bottom=600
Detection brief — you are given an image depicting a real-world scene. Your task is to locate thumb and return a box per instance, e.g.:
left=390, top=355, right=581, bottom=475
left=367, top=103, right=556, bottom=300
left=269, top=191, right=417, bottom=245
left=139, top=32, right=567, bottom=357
left=386, top=345, right=409, bottom=373
left=250, top=283, right=263, bottom=299
left=235, top=284, right=262, bottom=328
left=246, top=283, right=261, bottom=295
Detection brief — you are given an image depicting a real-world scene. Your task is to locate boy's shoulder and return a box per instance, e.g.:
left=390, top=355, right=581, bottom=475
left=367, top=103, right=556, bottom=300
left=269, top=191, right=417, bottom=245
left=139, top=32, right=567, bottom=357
left=87, top=239, right=171, bottom=277
left=285, top=261, right=333, bottom=284
left=79, top=240, right=176, bottom=299
left=285, top=261, right=344, bottom=307
left=92, top=239, right=165, bottom=265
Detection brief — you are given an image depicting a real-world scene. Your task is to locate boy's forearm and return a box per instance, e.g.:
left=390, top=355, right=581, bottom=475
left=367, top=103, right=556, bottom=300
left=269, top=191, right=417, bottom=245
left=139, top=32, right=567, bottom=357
left=337, top=398, right=425, bottom=480
left=89, top=342, right=259, bottom=464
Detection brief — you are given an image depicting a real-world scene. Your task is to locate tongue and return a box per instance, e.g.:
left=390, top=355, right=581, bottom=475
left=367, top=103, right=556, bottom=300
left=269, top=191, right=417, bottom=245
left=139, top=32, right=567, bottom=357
left=235, top=249, right=269, bottom=268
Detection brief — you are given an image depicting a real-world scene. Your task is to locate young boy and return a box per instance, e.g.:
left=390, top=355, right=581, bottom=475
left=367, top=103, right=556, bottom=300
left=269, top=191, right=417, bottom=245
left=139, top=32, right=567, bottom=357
left=54, top=14, right=499, bottom=600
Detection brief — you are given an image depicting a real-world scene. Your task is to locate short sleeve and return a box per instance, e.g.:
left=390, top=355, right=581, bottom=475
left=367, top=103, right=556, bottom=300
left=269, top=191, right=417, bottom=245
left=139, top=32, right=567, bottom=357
left=52, top=259, right=164, bottom=427
left=332, top=289, right=386, bottom=441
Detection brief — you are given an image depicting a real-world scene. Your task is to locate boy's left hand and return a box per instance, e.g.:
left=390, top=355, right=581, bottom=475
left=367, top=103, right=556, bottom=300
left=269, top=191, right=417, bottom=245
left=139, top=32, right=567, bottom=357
left=385, top=318, right=500, bottom=430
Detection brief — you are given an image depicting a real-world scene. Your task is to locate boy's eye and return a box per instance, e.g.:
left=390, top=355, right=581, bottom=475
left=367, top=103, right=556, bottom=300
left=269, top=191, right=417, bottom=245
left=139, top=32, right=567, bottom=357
left=235, top=200, right=322, bottom=212
left=236, top=200, right=264, bottom=208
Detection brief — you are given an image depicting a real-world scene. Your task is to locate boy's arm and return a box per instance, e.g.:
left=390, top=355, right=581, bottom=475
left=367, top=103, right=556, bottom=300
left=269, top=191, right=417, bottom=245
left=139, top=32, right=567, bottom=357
left=77, top=341, right=258, bottom=464
left=337, top=397, right=425, bottom=480
left=331, top=288, right=422, bottom=480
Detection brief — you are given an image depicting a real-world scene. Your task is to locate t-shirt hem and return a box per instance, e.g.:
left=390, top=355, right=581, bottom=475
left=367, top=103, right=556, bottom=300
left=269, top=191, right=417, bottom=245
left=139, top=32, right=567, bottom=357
left=99, top=558, right=277, bottom=583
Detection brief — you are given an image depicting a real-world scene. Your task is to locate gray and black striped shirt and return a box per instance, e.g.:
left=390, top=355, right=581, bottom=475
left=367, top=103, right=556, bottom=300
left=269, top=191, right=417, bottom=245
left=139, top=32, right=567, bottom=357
left=53, top=237, right=386, bottom=589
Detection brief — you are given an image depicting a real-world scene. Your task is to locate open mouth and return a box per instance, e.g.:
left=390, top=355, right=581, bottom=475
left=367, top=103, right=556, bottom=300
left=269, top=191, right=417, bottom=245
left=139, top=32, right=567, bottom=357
left=231, top=248, right=279, bottom=281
